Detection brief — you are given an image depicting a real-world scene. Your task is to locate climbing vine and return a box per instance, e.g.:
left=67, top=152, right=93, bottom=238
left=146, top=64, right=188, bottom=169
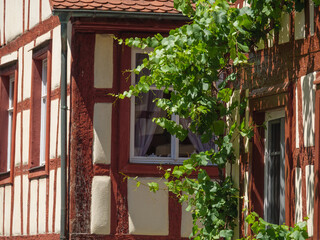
left=117, top=0, right=316, bottom=239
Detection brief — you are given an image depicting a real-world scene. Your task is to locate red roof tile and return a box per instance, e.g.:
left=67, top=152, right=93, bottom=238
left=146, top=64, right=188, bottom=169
left=50, top=0, right=179, bottom=14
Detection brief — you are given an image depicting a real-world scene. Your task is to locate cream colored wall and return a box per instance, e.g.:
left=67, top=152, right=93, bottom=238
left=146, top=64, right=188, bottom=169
left=128, top=178, right=169, bottom=235
left=301, top=72, right=316, bottom=147
left=0, top=0, right=52, bottom=46
left=295, top=167, right=302, bottom=223
left=90, top=176, right=111, bottom=235
left=94, top=34, right=114, bottom=88
left=279, top=13, right=290, bottom=44
left=93, top=103, right=112, bottom=164
left=0, top=17, right=72, bottom=236
left=305, top=165, right=314, bottom=236
left=12, top=176, right=21, bottom=235
left=295, top=10, right=305, bottom=40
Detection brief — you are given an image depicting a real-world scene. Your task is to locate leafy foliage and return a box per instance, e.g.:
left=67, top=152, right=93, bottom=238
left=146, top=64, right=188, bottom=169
left=241, top=212, right=309, bottom=240
left=117, top=0, right=316, bottom=239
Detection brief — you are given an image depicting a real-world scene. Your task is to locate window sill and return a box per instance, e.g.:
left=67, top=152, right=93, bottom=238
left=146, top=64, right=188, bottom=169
left=0, top=171, right=12, bottom=185
left=29, top=165, right=48, bottom=179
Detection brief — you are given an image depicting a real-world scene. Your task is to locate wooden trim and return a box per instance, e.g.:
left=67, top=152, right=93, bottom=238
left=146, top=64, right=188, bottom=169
left=28, top=41, right=52, bottom=178
left=313, top=87, right=320, bottom=239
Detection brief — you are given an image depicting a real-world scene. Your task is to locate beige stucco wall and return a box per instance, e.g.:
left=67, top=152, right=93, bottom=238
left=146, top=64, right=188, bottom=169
left=38, top=178, right=47, bottom=234
left=22, top=174, right=29, bottom=235
left=22, top=110, right=30, bottom=165
left=4, top=185, right=12, bottom=236
left=55, top=167, right=61, bottom=233
left=29, top=0, right=40, bottom=30
left=5, top=0, right=23, bottom=42
left=90, top=176, right=111, bottom=235
left=295, top=167, right=302, bottom=223
left=12, top=176, right=21, bottom=235
left=93, top=103, right=112, bottom=164
left=301, top=72, right=316, bottom=147
left=29, top=179, right=38, bottom=235
left=279, top=13, right=290, bottom=44
left=305, top=165, right=314, bottom=236
left=128, top=177, right=169, bottom=235
left=94, top=34, right=114, bottom=89
left=295, top=10, right=305, bottom=40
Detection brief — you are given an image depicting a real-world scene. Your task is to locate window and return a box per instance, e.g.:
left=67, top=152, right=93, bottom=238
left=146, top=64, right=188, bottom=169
left=0, top=70, right=16, bottom=174
left=264, top=111, right=285, bottom=224
left=29, top=42, right=51, bottom=171
left=130, top=49, right=215, bottom=164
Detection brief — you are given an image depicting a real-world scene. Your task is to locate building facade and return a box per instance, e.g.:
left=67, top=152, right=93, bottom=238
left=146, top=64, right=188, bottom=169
left=0, top=0, right=319, bottom=239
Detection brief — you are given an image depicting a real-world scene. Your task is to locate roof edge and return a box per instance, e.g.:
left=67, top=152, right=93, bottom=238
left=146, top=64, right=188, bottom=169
left=52, top=9, right=189, bottom=21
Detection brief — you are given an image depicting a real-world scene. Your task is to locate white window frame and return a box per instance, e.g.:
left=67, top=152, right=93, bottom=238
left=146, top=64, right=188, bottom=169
left=39, top=59, right=47, bottom=166
left=130, top=48, right=193, bottom=164
left=6, top=75, right=14, bottom=172
left=264, top=109, right=285, bottom=224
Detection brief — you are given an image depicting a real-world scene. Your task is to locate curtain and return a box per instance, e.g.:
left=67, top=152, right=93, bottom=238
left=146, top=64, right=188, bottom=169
left=134, top=90, right=163, bottom=156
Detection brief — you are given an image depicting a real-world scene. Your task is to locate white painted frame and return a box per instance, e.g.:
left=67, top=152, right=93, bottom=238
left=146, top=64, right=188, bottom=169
left=6, top=75, right=14, bottom=172
left=39, top=59, right=47, bottom=166
left=264, top=109, right=285, bottom=224
left=129, top=48, right=187, bottom=164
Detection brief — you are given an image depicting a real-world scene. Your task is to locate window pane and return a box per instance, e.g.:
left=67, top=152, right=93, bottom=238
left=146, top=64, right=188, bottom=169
left=134, top=91, right=171, bottom=157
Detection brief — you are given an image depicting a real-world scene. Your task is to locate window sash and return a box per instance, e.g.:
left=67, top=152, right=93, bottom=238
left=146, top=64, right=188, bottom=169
left=39, top=59, right=47, bottom=166
left=264, top=117, right=285, bottom=225
left=6, top=75, right=14, bottom=172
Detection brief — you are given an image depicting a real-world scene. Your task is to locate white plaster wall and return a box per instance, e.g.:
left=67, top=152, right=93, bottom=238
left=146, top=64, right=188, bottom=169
left=91, top=176, right=111, bottom=235
left=22, top=174, right=29, bottom=235
left=279, top=13, right=290, bottom=44
left=41, top=0, right=52, bottom=21
left=0, top=187, right=3, bottom=236
left=267, top=29, right=274, bottom=48
left=29, top=179, right=38, bottom=235
left=24, top=0, right=29, bottom=32
left=310, top=0, right=315, bottom=36
left=29, top=0, right=40, bottom=29
left=15, top=112, right=21, bottom=166
left=23, top=42, right=34, bottom=100
left=295, top=167, right=302, bottom=223
left=295, top=10, right=305, bottom=40
left=35, top=31, right=51, bottom=46
left=93, top=103, right=112, bottom=164
left=18, top=47, right=23, bottom=102
left=55, top=167, right=61, bottom=233
left=0, top=0, right=4, bottom=46
left=128, top=177, right=169, bottom=235
left=94, top=34, right=114, bottom=89
left=4, top=185, right=12, bottom=236
left=38, top=178, right=47, bottom=234
left=181, top=199, right=193, bottom=238
left=52, top=26, right=61, bottom=90
left=305, top=165, right=314, bottom=236
left=301, top=72, right=316, bottom=147
left=1, top=51, right=18, bottom=65
left=22, top=110, right=30, bottom=165
left=296, top=87, right=299, bottom=148
left=12, top=176, right=21, bottom=235
left=48, top=169, right=55, bottom=233
left=50, top=99, right=59, bottom=158
left=5, top=0, right=23, bottom=42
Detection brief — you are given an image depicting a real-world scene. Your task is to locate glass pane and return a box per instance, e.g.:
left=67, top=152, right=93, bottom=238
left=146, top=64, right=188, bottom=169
left=179, top=118, right=215, bottom=157
left=134, top=91, right=171, bottom=157
left=135, top=53, right=150, bottom=84
left=268, top=154, right=280, bottom=224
